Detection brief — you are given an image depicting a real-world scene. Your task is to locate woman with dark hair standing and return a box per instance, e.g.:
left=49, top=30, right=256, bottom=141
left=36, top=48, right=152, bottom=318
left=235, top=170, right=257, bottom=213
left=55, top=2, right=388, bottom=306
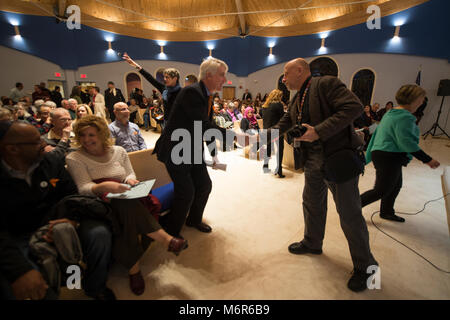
left=360, top=85, right=440, bottom=222
left=70, top=86, right=83, bottom=105
left=261, top=89, right=286, bottom=177
left=122, top=53, right=181, bottom=127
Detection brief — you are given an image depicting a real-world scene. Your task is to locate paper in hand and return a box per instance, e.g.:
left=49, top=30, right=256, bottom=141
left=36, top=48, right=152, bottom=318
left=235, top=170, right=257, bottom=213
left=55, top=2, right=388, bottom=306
left=206, top=161, right=227, bottom=171
left=106, top=179, right=156, bottom=199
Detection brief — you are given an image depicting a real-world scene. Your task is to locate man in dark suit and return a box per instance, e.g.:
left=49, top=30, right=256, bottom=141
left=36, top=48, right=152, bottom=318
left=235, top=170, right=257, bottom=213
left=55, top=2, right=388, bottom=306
left=269, top=58, right=378, bottom=292
left=104, top=81, right=125, bottom=122
left=242, top=89, right=252, bottom=101
left=153, top=58, right=232, bottom=238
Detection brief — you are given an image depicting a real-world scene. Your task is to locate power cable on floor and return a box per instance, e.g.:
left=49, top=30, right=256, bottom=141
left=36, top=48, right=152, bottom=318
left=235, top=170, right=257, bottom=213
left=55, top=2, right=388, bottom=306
left=370, top=193, right=450, bottom=274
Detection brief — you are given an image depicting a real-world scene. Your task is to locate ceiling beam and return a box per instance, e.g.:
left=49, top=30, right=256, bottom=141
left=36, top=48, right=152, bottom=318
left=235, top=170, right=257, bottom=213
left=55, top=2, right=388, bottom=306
left=234, top=0, right=247, bottom=36
left=58, top=0, right=66, bottom=17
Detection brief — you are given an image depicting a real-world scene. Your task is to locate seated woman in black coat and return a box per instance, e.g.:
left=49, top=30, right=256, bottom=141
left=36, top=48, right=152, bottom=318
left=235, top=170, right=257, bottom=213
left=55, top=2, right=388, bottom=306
left=261, top=89, right=285, bottom=177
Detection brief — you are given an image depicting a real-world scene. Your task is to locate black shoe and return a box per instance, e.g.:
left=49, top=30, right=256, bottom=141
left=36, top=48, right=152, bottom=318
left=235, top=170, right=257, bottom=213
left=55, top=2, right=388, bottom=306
left=91, top=287, right=116, bottom=300
left=277, top=173, right=285, bottom=178
left=347, top=268, right=374, bottom=292
left=380, top=213, right=405, bottom=222
left=186, top=222, right=212, bottom=233
left=288, top=242, right=322, bottom=255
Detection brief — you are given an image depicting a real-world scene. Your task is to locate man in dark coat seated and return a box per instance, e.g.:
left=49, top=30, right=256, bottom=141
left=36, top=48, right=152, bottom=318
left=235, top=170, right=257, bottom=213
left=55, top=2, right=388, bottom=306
left=0, top=121, right=114, bottom=300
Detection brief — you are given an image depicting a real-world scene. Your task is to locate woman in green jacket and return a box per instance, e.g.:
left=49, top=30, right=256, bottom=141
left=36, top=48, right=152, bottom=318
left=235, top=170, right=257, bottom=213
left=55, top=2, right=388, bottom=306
left=360, top=84, right=440, bottom=222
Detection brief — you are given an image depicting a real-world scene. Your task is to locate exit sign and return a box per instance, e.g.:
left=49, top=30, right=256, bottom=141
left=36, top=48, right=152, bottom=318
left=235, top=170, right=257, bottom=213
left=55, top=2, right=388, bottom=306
left=227, top=80, right=232, bottom=85
left=80, top=74, right=87, bottom=79
left=54, top=72, right=61, bottom=77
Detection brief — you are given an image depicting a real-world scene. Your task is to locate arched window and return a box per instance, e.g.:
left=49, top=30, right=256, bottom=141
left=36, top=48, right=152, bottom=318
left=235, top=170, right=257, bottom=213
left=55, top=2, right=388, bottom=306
left=277, top=74, right=290, bottom=105
left=125, top=72, right=142, bottom=100
left=351, top=69, right=375, bottom=107
left=309, top=57, right=338, bottom=77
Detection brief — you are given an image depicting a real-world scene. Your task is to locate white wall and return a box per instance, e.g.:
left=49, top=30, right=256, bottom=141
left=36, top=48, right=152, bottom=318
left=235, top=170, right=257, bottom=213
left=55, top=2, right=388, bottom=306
left=0, top=46, right=66, bottom=97
left=247, top=53, right=450, bottom=134
left=1, top=45, right=449, bottom=134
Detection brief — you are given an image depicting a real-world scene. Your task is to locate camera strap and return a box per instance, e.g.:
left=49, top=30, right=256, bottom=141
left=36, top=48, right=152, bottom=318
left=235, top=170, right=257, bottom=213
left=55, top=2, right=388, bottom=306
left=296, top=78, right=312, bottom=123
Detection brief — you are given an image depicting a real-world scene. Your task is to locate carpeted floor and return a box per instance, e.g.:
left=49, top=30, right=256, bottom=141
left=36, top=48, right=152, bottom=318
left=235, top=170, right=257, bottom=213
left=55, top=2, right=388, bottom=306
left=62, top=131, right=450, bottom=300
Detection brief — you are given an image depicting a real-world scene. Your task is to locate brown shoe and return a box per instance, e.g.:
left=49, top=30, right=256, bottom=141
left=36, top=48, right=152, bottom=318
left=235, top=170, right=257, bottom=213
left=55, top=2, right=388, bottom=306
left=168, top=237, right=188, bottom=256
left=129, top=271, right=145, bottom=296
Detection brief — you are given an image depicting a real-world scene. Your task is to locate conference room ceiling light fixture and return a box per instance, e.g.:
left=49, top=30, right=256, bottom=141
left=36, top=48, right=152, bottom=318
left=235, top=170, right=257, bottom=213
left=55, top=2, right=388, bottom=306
left=393, top=25, right=401, bottom=41
left=207, top=43, right=215, bottom=58
left=11, top=18, right=22, bottom=39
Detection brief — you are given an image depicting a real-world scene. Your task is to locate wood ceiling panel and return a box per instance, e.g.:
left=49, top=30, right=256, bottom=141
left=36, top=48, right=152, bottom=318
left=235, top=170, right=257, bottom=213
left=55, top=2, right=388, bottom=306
left=0, top=0, right=429, bottom=40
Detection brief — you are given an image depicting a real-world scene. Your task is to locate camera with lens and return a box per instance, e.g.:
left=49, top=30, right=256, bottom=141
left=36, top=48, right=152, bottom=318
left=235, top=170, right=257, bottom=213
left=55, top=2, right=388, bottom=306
left=289, top=125, right=307, bottom=148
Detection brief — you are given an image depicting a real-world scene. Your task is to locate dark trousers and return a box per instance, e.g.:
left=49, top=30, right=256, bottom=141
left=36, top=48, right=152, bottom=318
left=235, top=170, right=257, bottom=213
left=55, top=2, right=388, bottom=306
left=301, top=144, right=377, bottom=271
left=360, top=151, right=404, bottom=216
left=162, top=162, right=212, bottom=237
left=0, top=219, right=112, bottom=299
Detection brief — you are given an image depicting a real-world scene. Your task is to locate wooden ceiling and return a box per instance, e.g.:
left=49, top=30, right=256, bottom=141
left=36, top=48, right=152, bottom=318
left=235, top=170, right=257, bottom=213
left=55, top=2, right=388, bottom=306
left=1, top=0, right=428, bottom=41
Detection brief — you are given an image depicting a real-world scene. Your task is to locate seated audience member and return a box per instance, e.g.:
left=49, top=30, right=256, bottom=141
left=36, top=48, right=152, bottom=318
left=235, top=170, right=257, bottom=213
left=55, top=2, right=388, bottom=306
left=0, top=121, right=115, bottom=300
left=16, top=104, right=31, bottom=121
left=28, top=105, right=51, bottom=135
left=66, top=99, right=78, bottom=120
left=231, top=102, right=243, bottom=120
left=42, top=108, right=73, bottom=153
left=66, top=116, right=187, bottom=295
left=240, top=106, right=260, bottom=134
left=371, top=103, right=381, bottom=121
left=151, top=100, right=164, bottom=131
left=20, top=96, right=35, bottom=116
left=75, top=104, right=93, bottom=123
left=221, top=102, right=236, bottom=123
left=127, top=99, right=139, bottom=124
left=44, top=101, right=57, bottom=110
left=184, top=74, right=198, bottom=87
left=2, top=97, right=14, bottom=107
left=377, top=101, right=394, bottom=120
left=4, top=105, right=19, bottom=121
left=0, top=107, right=12, bottom=121
left=32, top=85, right=50, bottom=103
left=213, top=104, right=232, bottom=129
left=34, top=99, right=45, bottom=110
left=10, top=82, right=26, bottom=103
left=109, top=102, right=146, bottom=152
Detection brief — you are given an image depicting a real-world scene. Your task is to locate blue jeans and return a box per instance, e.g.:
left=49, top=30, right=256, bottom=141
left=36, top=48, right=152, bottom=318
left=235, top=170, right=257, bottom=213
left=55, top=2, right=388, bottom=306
left=0, top=219, right=112, bottom=299
left=143, top=113, right=150, bottom=128
left=78, top=219, right=112, bottom=297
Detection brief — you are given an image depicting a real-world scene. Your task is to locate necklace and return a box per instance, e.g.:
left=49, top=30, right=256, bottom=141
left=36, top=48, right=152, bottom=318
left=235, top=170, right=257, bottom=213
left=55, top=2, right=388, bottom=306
left=297, top=78, right=312, bottom=122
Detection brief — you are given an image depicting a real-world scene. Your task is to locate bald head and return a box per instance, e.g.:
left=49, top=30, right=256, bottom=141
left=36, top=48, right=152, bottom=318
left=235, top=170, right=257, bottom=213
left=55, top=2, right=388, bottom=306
left=50, top=108, right=72, bottom=132
left=283, top=58, right=311, bottom=91
left=0, top=122, right=44, bottom=167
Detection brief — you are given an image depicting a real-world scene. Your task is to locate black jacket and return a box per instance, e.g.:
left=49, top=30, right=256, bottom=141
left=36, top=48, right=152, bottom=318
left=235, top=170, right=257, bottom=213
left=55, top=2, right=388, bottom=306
left=139, top=69, right=181, bottom=122
left=154, top=81, right=228, bottom=164
left=0, top=152, right=78, bottom=282
left=104, top=88, right=125, bottom=110
left=262, top=102, right=285, bottom=129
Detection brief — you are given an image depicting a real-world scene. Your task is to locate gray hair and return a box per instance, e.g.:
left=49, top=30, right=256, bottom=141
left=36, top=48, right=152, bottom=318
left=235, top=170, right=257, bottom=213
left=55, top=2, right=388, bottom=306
left=44, top=101, right=57, bottom=109
left=50, top=107, right=70, bottom=119
left=34, top=99, right=45, bottom=108
left=67, top=98, right=77, bottom=105
left=199, top=57, right=228, bottom=80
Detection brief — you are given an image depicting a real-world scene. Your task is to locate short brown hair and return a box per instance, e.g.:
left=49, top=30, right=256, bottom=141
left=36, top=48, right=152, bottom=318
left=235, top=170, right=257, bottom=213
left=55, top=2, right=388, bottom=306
left=164, top=68, right=180, bottom=82
left=395, top=84, right=426, bottom=106
left=73, top=115, right=113, bottom=148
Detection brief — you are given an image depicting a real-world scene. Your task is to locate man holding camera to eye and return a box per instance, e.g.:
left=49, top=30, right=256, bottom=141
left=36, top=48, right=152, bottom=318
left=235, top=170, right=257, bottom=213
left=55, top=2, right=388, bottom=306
left=268, top=58, right=378, bottom=292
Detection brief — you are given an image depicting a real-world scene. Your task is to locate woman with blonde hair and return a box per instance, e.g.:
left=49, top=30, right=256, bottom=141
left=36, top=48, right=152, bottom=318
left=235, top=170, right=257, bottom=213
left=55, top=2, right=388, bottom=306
left=262, top=89, right=286, bottom=177
left=66, top=115, right=187, bottom=296
left=361, top=84, right=440, bottom=222
left=75, top=104, right=93, bottom=119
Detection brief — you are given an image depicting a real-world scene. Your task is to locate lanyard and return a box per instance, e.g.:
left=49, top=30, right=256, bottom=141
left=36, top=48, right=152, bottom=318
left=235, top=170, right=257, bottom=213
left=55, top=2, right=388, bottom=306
left=297, top=78, right=312, bottom=122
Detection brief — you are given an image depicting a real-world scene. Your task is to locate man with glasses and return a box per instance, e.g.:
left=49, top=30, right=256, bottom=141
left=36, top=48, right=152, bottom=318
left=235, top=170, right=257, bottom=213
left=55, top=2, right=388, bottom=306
left=42, top=108, right=73, bottom=153
left=0, top=121, right=115, bottom=300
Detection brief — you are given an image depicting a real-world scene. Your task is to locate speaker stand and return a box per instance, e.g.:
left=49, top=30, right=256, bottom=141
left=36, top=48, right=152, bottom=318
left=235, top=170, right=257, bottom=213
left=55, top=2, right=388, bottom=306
left=422, top=96, right=450, bottom=139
